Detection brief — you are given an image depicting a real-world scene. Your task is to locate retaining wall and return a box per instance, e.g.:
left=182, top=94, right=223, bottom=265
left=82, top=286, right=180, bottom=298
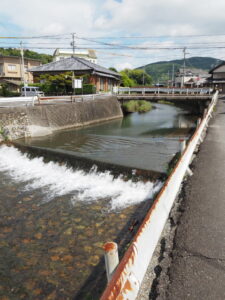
left=0, top=96, right=123, bottom=141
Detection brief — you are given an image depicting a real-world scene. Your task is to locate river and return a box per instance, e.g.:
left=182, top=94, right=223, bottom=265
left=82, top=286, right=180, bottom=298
left=0, top=103, right=197, bottom=299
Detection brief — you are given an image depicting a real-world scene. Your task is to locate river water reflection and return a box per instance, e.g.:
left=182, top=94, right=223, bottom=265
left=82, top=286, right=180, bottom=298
left=0, top=103, right=197, bottom=299
left=21, top=103, right=197, bottom=173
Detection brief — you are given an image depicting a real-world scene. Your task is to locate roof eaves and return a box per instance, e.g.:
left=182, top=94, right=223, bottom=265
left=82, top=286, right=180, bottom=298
left=209, top=61, right=225, bottom=74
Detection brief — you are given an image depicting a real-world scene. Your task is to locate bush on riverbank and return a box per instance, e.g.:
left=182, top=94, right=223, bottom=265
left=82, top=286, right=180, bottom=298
left=122, top=100, right=152, bottom=113
left=158, top=100, right=174, bottom=105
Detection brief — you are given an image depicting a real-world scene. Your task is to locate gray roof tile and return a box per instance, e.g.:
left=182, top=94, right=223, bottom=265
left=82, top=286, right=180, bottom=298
left=29, top=56, right=120, bottom=79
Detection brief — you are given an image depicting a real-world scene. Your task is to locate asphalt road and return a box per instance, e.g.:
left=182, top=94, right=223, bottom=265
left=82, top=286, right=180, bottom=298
left=166, top=98, right=225, bottom=299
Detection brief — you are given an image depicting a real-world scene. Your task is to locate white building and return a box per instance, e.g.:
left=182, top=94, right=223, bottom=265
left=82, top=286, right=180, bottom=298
left=175, top=68, right=210, bottom=88
left=53, top=49, right=97, bottom=64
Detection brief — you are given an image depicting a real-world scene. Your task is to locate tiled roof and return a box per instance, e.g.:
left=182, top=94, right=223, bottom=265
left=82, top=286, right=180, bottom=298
left=29, top=56, right=120, bottom=79
left=209, top=61, right=225, bottom=74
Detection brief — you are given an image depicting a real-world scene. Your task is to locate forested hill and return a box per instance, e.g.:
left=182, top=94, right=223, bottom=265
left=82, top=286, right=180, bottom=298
left=137, top=57, right=223, bottom=83
left=0, top=48, right=53, bottom=64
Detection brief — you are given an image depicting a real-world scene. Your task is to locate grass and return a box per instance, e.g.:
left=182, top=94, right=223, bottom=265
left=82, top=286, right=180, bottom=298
left=0, top=125, right=8, bottom=141
left=122, top=100, right=152, bottom=113
left=158, top=100, right=174, bottom=106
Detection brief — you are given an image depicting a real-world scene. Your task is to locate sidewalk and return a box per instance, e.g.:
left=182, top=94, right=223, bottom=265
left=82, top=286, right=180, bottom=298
left=166, top=99, right=225, bottom=299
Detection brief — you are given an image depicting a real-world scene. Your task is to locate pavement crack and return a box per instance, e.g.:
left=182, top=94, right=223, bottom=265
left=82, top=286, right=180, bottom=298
left=176, top=247, right=225, bottom=272
left=179, top=247, right=225, bottom=262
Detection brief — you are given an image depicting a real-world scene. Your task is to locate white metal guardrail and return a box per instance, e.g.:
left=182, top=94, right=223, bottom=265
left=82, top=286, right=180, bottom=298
left=0, top=94, right=112, bottom=107
left=101, top=92, right=218, bottom=300
left=118, top=87, right=212, bottom=95
left=0, top=96, right=37, bottom=106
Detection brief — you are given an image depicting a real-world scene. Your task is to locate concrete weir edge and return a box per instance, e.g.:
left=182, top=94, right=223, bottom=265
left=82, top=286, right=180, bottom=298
left=100, top=91, right=218, bottom=300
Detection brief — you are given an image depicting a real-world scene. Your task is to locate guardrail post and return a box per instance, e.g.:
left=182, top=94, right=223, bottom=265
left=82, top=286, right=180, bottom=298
left=197, top=118, right=201, bottom=127
left=180, top=139, right=186, bottom=153
left=103, top=242, right=119, bottom=282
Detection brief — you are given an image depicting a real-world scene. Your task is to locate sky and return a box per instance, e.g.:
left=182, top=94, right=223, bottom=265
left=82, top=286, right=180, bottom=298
left=1, top=0, right=225, bottom=70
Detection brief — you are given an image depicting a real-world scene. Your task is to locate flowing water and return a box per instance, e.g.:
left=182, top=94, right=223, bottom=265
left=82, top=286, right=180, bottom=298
left=19, top=103, right=197, bottom=173
left=0, top=103, right=197, bottom=299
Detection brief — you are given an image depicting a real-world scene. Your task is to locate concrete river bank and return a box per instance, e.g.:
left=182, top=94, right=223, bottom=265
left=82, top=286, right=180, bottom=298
left=0, top=102, right=198, bottom=299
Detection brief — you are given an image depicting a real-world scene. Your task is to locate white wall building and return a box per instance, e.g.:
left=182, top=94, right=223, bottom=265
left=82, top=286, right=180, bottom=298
left=175, top=68, right=210, bottom=87
left=53, top=49, right=97, bottom=64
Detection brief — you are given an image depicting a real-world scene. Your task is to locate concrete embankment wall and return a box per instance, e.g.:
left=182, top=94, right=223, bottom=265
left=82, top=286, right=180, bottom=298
left=0, top=96, right=123, bottom=141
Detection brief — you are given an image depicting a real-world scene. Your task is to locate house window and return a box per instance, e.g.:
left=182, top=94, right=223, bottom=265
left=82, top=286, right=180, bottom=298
left=8, top=64, right=16, bottom=72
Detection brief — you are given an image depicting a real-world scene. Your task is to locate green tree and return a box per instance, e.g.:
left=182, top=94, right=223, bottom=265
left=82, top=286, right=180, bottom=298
left=0, top=48, right=52, bottom=64
left=119, top=69, right=152, bottom=86
left=119, top=71, right=136, bottom=87
left=109, top=67, right=118, bottom=73
left=36, top=72, right=95, bottom=95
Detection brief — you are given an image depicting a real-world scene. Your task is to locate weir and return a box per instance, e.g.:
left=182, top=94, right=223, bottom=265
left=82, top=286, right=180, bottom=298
left=0, top=93, right=216, bottom=299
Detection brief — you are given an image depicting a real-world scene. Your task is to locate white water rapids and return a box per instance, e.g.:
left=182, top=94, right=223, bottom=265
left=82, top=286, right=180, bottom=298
left=0, top=145, right=162, bottom=210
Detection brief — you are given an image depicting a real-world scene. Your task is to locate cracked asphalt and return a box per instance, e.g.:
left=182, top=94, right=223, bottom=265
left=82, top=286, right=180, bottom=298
left=165, top=98, right=225, bottom=300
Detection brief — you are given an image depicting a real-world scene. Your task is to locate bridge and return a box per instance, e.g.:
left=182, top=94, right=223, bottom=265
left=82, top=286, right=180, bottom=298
left=117, top=87, right=212, bottom=102
left=0, top=88, right=213, bottom=108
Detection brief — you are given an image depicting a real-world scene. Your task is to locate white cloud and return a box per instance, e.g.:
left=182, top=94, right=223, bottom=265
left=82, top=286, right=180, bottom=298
left=1, top=0, right=225, bottom=68
left=115, top=61, right=134, bottom=70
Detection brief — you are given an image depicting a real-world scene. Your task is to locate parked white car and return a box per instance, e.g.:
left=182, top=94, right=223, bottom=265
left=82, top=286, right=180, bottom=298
left=21, top=86, right=44, bottom=97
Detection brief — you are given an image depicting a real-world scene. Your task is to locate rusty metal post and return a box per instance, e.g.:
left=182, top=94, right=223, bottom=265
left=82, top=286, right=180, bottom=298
left=103, top=242, right=119, bottom=282
left=180, top=139, right=186, bottom=153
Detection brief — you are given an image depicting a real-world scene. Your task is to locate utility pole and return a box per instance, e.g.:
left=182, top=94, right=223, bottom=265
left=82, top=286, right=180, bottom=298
left=20, top=41, right=26, bottom=96
left=71, top=33, right=76, bottom=57
left=181, top=47, right=187, bottom=88
left=71, top=33, right=76, bottom=95
left=172, top=64, right=175, bottom=87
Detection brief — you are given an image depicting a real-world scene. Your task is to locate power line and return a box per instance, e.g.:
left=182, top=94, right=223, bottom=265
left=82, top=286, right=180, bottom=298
left=2, top=32, right=225, bottom=40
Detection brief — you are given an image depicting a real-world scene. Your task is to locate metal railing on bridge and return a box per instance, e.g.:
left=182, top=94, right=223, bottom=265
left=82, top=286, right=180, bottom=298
left=118, top=87, right=212, bottom=95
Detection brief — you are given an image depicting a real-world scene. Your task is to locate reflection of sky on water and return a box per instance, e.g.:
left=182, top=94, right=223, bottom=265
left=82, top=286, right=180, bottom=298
left=20, top=103, right=197, bottom=173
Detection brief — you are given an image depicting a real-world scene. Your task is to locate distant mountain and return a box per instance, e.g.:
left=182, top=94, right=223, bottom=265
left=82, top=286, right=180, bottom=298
left=137, top=57, right=223, bottom=83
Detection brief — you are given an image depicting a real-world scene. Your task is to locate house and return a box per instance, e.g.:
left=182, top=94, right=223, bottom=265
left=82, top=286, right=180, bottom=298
left=53, top=49, right=97, bottom=64
left=29, top=56, right=120, bottom=93
left=175, top=68, right=210, bottom=88
left=208, top=61, right=225, bottom=93
left=0, top=55, right=41, bottom=92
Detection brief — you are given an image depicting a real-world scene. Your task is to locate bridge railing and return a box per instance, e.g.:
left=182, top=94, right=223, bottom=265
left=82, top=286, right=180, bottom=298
left=100, top=91, right=218, bottom=300
left=0, top=93, right=111, bottom=107
left=118, top=87, right=212, bottom=95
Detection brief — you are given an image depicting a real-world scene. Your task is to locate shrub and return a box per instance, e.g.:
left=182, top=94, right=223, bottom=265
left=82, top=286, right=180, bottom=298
left=122, top=100, right=152, bottom=113
left=74, top=84, right=96, bottom=95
